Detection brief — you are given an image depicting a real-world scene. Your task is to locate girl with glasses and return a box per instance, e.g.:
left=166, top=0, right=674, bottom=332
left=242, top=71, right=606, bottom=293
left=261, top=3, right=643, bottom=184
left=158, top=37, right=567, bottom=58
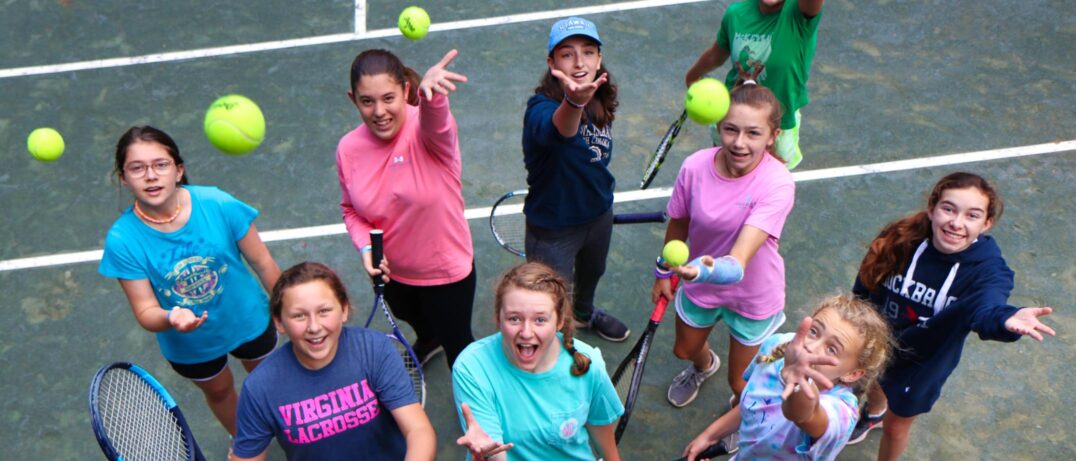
left=99, top=125, right=282, bottom=443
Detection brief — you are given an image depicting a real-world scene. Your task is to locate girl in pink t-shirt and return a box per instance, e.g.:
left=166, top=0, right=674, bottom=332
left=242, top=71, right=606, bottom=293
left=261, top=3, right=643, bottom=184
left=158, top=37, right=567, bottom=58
left=337, top=49, right=475, bottom=368
left=653, top=81, right=795, bottom=432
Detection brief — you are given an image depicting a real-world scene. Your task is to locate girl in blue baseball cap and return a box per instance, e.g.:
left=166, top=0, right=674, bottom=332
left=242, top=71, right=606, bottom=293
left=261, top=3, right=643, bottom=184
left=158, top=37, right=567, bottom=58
left=519, top=16, right=631, bottom=346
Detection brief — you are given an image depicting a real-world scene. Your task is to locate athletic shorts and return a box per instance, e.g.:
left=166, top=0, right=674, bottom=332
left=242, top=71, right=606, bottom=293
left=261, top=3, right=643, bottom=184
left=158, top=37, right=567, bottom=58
left=674, top=287, right=785, bottom=346
left=168, top=322, right=277, bottom=381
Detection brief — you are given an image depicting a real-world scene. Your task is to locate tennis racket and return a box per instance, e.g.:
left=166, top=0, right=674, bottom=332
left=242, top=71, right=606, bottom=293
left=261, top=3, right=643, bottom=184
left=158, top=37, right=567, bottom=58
left=366, top=229, right=427, bottom=406
left=672, top=442, right=731, bottom=461
left=640, top=110, right=688, bottom=189
left=489, top=189, right=667, bottom=257
left=612, top=276, right=680, bottom=443
left=88, top=362, right=206, bottom=461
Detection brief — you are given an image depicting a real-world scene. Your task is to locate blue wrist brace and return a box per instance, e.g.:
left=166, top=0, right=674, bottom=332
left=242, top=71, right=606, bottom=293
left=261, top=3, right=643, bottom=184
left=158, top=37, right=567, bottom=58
left=687, top=255, right=744, bottom=285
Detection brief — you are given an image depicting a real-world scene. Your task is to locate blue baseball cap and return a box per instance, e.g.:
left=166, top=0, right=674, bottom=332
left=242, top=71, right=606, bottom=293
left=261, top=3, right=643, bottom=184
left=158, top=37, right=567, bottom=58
left=547, top=17, right=602, bottom=55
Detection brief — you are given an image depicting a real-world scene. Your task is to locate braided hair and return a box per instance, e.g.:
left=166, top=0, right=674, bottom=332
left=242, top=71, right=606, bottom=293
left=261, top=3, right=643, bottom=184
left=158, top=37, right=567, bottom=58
left=493, top=262, right=591, bottom=376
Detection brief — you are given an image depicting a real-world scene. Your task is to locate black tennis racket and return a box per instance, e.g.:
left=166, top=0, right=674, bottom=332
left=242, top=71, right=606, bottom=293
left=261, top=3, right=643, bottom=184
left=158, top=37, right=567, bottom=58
left=672, top=442, right=731, bottom=461
left=489, top=189, right=667, bottom=257
left=612, top=276, right=680, bottom=443
left=88, top=362, right=206, bottom=461
left=640, top=110, right=688, bottom=189
left=365, top=229, right=427, bottom=406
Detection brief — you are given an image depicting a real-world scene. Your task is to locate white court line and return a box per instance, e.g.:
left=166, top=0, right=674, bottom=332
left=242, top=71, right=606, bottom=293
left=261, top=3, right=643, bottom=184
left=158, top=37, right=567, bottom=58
left=0, top=0, right=711, bottom=79
left=2, top=140, right=1072, bottom=272
left=354, top=0, right=367, bottom=35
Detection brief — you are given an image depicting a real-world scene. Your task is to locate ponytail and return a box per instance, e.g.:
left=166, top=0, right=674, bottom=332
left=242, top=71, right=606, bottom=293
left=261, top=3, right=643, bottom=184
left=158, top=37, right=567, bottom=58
left=857, top=211, right=931, bottom=291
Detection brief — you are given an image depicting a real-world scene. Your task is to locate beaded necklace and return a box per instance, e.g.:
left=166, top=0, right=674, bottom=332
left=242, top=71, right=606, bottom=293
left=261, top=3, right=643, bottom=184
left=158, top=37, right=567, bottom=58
left=133, top=198, right=182, bottom=224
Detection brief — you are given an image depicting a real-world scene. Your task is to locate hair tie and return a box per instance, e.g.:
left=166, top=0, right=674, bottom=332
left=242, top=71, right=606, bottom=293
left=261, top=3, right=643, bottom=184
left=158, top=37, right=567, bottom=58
left=743, top=79, right=758, bottom=86
left=566, top=345, right=579, bottom=355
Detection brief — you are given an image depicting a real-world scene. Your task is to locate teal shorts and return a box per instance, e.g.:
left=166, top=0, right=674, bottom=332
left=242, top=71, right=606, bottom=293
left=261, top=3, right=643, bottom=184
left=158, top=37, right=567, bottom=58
left=674, top=287, right=786, bottom=346
left=711, top=109, right=802, bottom=170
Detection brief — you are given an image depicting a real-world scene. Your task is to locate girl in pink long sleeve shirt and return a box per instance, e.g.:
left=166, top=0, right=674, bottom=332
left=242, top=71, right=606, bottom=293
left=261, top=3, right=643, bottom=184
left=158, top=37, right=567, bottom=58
left=337, top=48, right=475, bottom=367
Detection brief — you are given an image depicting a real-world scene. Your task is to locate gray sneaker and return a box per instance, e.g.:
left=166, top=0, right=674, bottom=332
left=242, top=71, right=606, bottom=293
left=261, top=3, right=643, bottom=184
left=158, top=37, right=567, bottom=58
left=667, top=349, right=720, bottom=407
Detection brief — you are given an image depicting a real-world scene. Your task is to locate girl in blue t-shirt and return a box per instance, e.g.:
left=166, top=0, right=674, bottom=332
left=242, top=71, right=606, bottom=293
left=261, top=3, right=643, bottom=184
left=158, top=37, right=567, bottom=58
left=232, top=262, right=434, bottom=460
left=452, top=262, right=624, bottom=461
left=99, top=126, right=281, bottom=437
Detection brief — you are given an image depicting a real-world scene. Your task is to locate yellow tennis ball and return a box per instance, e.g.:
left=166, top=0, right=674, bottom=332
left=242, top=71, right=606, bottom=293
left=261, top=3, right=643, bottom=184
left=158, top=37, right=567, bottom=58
left=27, top=127, right=65, bottom=162
left=662, top=240, right=690, bottom=267
left=398, top=6, right=430, bottom=40
left=204, top=94, right=265, bottom=155
left=684, top=78, right=730, bottom=125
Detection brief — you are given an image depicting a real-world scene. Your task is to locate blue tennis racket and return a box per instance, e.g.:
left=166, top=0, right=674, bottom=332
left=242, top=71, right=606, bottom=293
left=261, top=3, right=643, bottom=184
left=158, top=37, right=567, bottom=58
left=365, top=229, right=427, bottom=406
left=88, top=362, right=205, bottom=461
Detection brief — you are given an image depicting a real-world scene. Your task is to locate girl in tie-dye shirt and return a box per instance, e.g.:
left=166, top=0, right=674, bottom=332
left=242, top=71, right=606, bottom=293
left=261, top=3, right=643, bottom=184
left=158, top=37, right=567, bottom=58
left=680, top=295, right=892, bottom=461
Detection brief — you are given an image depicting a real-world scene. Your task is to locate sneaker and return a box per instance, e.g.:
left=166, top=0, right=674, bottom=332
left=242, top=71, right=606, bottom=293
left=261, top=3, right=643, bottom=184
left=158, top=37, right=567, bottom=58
left=847, top=406, right=886, bottom=445
left=719, top=430, right=740, bottom=455
left=574, top=309, right=630, bottom=342
left=412, top=338, right=444, bottom=367
left=667, top=349, right=720, bottom=407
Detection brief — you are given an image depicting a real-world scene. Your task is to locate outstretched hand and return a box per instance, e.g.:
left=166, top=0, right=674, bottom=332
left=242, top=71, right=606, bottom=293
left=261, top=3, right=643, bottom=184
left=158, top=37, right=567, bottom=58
left=456, top=403, right=513, bottom=460
left=169, top=307, right=207, bottom=332
left=1004, top=307, right=1055, bottom=341
left=550, top=68, right=607, bottom=108
left=420, top=49, right=468, bottom=100
left=673, top=255, right=712, bottom=281
left=779, top=317, right=839, bottom=401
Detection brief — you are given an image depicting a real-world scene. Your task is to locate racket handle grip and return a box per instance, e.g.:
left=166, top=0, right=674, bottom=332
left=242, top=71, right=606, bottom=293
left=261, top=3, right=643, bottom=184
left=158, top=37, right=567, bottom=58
left=370, top=229, right=384, bottom=272
left=613, top=212, right=667, bottom=224
left=672, top=442, right=729, bottom=461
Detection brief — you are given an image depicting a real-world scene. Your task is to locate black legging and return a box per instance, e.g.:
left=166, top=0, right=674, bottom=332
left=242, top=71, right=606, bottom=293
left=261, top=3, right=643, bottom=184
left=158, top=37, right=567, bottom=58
left=383, top=263, right=476, bottom=367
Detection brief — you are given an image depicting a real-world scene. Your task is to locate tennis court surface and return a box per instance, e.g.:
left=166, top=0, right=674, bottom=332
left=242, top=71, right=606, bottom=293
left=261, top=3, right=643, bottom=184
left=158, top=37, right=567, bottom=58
left=1, top=0, right=1072, bottom=459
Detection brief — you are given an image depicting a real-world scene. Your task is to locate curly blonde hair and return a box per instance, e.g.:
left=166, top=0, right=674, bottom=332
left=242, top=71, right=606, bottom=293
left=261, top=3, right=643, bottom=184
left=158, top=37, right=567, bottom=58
left=758, top=294, right=893, bottom=397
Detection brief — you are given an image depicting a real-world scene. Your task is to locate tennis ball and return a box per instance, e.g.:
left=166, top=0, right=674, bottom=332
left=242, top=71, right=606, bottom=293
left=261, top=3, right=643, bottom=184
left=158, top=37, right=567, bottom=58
left=27, top=127, right=65, bottom=162
left=398, top=6, right=430, bottom=40
left=662, top=240, right=690, bottom=267
left=204, top=94, right=265, bottom=155
left=684, top=78, right=730, bottom=125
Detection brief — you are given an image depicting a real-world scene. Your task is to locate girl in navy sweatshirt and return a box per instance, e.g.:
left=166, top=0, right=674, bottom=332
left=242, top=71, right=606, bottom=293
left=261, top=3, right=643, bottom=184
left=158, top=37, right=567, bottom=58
left=847, top=172, right=1054, bottom=460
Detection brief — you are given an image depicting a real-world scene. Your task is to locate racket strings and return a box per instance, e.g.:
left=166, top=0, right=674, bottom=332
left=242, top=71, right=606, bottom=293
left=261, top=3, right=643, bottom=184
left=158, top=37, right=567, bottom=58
left=490, top=194, right=527, bottom=256
left=390, top=337, right=426, bottom=403
left=375, top=297, right=427, bottom=406
left=491, top=212, right=526, bottom=254
left=97, top=369, right=190, bottom=460
left=614, top=360, right=638, bottom=401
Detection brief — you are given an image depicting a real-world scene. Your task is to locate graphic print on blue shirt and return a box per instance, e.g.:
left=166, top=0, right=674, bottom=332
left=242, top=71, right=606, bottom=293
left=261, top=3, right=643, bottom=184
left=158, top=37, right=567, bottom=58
left=580, top=123, right=611, bottom=163
left=277, top=379, right=383, bottom=445
left=161, top=255, right=226, bottom=308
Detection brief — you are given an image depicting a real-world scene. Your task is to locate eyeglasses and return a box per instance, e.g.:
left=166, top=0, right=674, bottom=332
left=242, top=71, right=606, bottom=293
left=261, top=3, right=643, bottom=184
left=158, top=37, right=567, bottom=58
left=124, top=160, right=175, bottom=178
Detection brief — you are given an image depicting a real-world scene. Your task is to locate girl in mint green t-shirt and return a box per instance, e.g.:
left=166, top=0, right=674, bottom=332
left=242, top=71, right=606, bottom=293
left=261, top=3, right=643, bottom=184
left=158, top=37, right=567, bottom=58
left=452, top=262, right=624, bottom=461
